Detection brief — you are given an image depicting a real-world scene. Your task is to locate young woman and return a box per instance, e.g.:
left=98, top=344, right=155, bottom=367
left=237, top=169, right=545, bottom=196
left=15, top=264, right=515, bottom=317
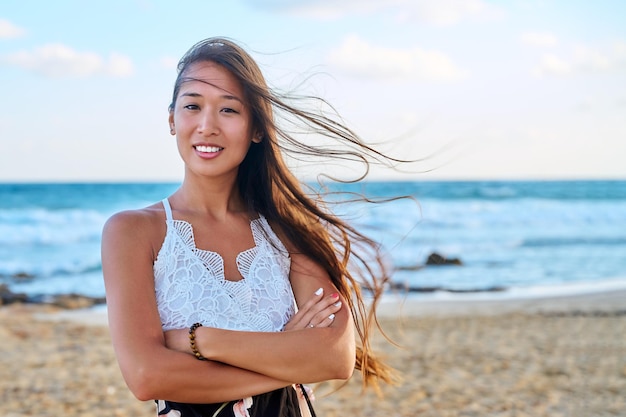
left=102, top=37, right=395, bottom=417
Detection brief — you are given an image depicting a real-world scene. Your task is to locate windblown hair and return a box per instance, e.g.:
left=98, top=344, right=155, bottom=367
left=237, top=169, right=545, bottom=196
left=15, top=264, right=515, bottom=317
left=170, top=37, right=401, bottom=389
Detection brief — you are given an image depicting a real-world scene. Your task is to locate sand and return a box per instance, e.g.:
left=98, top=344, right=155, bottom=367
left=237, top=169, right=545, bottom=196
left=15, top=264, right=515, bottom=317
left=1, top=291, right=625, bottom=417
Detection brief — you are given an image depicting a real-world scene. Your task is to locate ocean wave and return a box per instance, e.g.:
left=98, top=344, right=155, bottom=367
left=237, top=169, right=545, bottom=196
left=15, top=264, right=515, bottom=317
left=385, top=277, right=626, bottom=302
left=521, top=237, right=626, bottom=247
left=348, top=180, right=626, bottom=201
left=0, top=208, right=107, bottom=245
left=0, top=259, right=102, bottom=280
left=491, top=277, right=626, bottom=300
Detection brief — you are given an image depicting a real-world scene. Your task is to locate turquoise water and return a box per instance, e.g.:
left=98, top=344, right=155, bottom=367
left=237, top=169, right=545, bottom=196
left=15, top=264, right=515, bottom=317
left=1, top=180, right=625, bottom=298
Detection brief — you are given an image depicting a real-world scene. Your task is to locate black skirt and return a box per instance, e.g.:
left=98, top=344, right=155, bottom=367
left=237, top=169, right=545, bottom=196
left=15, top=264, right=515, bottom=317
left=157, top=386, right=306, bottom=417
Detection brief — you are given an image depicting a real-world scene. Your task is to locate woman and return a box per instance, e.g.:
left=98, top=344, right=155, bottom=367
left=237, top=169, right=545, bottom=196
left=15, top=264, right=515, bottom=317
left=102, top=37, right=395, bottom=417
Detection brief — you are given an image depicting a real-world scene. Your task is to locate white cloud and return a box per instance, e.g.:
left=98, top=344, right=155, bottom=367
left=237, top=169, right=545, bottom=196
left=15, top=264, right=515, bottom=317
left=327, top=34, right=468, bottom=82
left=0, top=18, right=26, bottom=39
left=2, top=44, right=134, bottom=77
left=107, top=52, right=134, bottom=77
left=247, top=0, right=504, bottom=26
left=532, top=53, right=571, bottom=77
left=531, top=41, right=626, bottom=77
left=520, top=31, right=558, bottom=48
left=573, top=45, right=612, bottom=72
left=159, top=55, right=179, bottom=70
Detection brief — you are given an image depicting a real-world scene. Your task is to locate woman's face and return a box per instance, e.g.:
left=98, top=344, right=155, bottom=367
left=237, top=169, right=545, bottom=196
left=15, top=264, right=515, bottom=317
left=169, top=61, right=259, bottom=182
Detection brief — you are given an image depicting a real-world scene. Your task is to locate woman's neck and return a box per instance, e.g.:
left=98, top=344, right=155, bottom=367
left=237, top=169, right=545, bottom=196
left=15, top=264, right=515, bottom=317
left=171, top=175, right=247, bottom=220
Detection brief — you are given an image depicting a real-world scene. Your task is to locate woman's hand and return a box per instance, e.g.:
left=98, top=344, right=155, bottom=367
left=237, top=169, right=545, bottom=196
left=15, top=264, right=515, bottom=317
left=283, top=288, right=343, bottom=331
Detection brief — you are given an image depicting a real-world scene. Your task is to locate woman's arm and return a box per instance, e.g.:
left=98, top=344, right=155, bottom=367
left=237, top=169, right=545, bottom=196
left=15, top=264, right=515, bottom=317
left=173, top=252, right=356, bottom=384
left=102, top=210, right=292, bottom=403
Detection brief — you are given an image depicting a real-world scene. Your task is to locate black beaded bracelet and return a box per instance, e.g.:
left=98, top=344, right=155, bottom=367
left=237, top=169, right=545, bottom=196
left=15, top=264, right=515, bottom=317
left=188, top=322, right=208, bottom=361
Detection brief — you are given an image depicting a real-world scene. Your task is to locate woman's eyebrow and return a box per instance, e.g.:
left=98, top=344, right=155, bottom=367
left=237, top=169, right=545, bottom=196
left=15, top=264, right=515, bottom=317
left=180, top=91, right=243, bottom=103
left=221, top=94, right=243, bottom=103
left=180, top=92, right=202, bottom=98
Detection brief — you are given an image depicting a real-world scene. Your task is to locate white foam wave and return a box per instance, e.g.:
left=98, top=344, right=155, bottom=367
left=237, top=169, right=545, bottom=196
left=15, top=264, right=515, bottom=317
left=0, top=208, right=107, bottom=245
left=384, top=277, right=626, bottom=302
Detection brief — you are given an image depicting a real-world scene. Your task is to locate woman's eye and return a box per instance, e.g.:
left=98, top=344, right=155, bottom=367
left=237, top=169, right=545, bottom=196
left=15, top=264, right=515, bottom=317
left=222, top=107, right=239, bottom=114
left=184, top=104, right=200, bottom=110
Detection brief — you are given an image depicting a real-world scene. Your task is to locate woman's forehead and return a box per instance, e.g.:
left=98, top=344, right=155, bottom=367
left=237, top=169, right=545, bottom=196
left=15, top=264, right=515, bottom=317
left=179, top=62, right=243, bottom=96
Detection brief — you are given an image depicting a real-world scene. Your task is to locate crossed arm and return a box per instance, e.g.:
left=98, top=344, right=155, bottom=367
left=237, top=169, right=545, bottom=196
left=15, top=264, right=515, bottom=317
left=102, top=210, right=355, bottom=404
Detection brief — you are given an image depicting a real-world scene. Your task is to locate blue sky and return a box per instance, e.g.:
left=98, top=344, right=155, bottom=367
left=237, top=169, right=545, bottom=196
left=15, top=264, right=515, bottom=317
left=1, top=0, right=625, bottom=181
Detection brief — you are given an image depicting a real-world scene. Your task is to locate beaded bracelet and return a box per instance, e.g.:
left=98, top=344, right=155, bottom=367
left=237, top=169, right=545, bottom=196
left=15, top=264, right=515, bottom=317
left=188, top=322, right=208, bottom=361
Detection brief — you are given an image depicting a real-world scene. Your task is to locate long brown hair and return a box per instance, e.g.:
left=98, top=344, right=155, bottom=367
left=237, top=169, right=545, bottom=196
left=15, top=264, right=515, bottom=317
left=170, top=37, right=401, bottom=389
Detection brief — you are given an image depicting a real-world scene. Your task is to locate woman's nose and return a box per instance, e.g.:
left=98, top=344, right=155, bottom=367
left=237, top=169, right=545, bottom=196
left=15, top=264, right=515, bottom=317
left=197, top=110, right=219, bottom=135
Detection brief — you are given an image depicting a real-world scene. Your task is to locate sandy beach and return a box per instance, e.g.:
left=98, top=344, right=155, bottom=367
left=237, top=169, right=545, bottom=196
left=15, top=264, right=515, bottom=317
left=1, top=291, right=625, bottom=417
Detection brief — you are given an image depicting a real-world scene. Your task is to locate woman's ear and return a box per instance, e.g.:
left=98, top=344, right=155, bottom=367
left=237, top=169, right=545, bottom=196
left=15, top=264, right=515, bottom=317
left=252, top=132, right=262, bottom=143
left=168, top=112, right=176, bottom=136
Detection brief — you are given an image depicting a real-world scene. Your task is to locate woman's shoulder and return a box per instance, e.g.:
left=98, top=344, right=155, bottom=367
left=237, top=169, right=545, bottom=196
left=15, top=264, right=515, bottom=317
left=103, top=202, right=166, bottom=243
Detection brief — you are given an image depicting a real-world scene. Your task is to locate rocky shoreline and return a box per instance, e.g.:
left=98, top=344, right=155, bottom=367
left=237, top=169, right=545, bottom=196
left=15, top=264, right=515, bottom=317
left=0, top=283, right=105, bottom=309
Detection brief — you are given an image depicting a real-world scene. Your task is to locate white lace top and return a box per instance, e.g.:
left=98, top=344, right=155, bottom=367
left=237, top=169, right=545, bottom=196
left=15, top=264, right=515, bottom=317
left=154, top=198, right=296, bottom=332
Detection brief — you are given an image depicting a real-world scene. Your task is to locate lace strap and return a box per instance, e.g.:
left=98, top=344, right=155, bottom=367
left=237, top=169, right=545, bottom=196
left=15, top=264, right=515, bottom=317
left=162, top=198, right=173, bottom=221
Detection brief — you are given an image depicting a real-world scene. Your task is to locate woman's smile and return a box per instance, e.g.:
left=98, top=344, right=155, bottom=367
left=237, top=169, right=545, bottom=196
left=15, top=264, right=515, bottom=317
left=194, top=144, right=224, bottom=158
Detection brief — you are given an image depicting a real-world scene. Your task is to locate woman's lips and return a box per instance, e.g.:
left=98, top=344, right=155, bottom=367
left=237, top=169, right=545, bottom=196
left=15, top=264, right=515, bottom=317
left=194, top=145, right=223, bottom=153
left=193, top=144, right=224, bottom=158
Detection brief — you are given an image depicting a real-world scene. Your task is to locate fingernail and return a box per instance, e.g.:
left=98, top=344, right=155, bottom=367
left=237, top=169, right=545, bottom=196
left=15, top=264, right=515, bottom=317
left=333, top=301, right=342, bottom=308
left=330, top=292, right=339, bottom=298
left=315, top=288, right=324, bottom=296
left=328, top=314, right=335, bottom=320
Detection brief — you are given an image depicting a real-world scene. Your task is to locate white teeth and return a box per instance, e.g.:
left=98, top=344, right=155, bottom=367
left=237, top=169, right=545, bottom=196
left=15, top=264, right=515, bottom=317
left=195, top=145, right=222, bottom=153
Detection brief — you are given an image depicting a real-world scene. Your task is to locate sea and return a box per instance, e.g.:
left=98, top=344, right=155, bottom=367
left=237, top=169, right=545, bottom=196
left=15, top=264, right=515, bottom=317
left=1, top=180, right=625, bottom=301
